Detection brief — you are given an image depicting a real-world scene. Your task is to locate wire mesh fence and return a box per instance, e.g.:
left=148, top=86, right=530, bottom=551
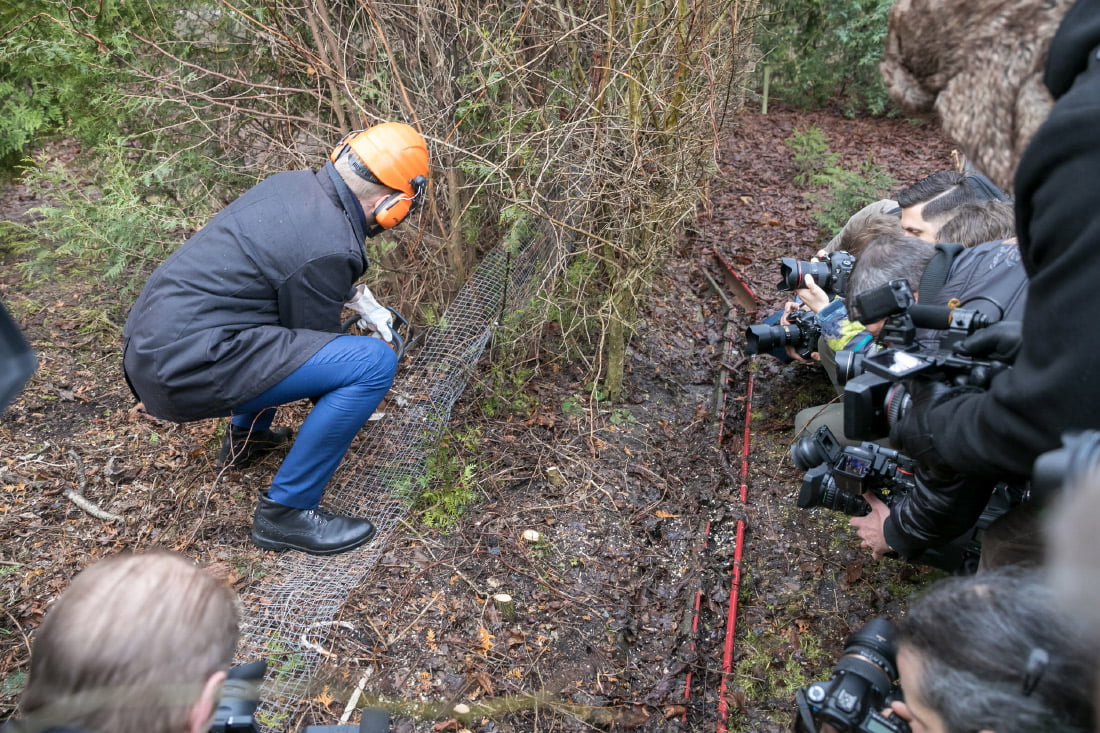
left=233, top=211, right=563, bottom=729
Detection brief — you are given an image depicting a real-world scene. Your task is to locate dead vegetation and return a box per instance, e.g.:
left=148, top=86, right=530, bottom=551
left=0, top=106, right=957, bottom=731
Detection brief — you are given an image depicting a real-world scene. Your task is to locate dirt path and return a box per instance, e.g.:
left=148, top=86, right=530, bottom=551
left=0, top=106, right=955, bottom=731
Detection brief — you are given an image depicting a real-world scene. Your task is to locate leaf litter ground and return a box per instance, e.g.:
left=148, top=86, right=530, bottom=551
left=0, top=107, right=955, bottom=731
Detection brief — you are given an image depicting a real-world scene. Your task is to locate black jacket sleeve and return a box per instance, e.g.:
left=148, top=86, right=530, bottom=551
left=924, top=22, right=1100, bottom=482
left=883, top=468, right=994, bottom=558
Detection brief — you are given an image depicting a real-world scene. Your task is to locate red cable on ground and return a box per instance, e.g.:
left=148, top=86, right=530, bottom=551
left=717, top=373, right=753, bottom=731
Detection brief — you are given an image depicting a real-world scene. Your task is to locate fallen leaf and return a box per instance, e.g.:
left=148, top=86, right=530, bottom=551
left=315, top=685, right=335, bottom=707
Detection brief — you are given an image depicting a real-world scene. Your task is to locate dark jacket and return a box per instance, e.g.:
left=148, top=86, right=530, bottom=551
left=913, top=238, right=1028, bottom=348
left=884, top=240, right=1030, bottom=556
left=884, top=0, right=1100, bottom=555
left=924, top=0, right=1100, bottom=482
left=123, top=163, right=369, bottom=422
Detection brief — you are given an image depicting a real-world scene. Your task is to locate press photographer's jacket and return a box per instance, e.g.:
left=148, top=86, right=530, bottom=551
left=817, top=238, right=1028, bottom=355
left=123, top=162, right=370, bottom=422
left=881, top=241, right=1029, bottom=556
left=923, top=0, right=1100, bottom=482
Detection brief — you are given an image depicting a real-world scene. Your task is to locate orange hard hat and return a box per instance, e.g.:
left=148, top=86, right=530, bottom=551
left=330, top=122, right=429, bottom=197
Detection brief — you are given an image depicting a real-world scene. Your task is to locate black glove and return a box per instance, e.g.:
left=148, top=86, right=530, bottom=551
left=889, top=379, right=977, bottom=482
left=953, top=320, right=1022, bottom=363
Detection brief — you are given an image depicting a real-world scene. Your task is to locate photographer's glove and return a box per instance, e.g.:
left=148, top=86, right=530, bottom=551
left=888, top=379, right=978, bottom=482
left=345, top=284, right=394, bottom=343
left=953, top=320, right=1022, bottom=363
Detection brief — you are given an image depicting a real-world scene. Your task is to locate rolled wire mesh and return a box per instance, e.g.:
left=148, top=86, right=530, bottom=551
left=233, top=212, right=563, bottom=729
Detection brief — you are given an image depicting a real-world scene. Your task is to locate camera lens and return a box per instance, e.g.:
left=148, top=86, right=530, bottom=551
left=797, top=465, right=870, bottom=516
left=777, top=258, right=833, bottom=292
left=835, top=617, right=901, bottom=697
left=745, top=323, right=803, bottom=355
left=834, top=350, right=865, bottom=387
left=884, top=382, right=911, bottom=429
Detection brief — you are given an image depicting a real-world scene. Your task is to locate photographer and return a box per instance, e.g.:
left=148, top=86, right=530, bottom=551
left=794, top=568, right=1094, bottom=733
left=791, top=203, right=1020, bottom=452
left=884, top=0, right=1100, bottom=557
left=835, top=233, right=1027, bottom=560
left=7, top=552, right=239, bottom=733
left=765, top=171, right=1007, bottom=365
left=889, top=569, right=1094, bottom=733
left=817, top=171, right=1011, bottom=257
left=797, top=195, right=1017, bottom=366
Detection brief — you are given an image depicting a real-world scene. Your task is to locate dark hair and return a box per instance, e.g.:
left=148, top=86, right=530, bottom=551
left=847, top=235, right=936, bottom=309
left=896, top=172, right=1009, bottom=227
left=836, top=212, right=903, bottom=258
left=934, top=199, right=1017, bottom=247
left=897, top=568, right=1095, bottom=733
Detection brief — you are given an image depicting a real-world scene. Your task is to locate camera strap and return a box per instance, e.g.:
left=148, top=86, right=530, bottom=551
left=918, top=242, right=964, bottom=305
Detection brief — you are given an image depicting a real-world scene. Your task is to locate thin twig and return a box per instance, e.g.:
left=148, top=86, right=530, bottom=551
left=64, top=450, right=124, bottom=523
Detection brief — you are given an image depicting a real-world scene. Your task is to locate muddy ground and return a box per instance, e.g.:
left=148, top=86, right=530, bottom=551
left=0, top=107, right=956, bottom=731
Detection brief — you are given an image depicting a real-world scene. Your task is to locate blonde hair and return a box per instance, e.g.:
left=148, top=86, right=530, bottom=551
left=17, top=551, right=239, bottom=733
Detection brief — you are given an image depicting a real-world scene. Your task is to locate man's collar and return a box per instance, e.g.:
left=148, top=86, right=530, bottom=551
left=323, top=161, right=369, bottom=246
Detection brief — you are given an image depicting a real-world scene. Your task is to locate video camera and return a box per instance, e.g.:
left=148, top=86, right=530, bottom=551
left=777, top=251, right=857, bottom=298
left=838, top=279, right=1009, bottom=441
left=793, top=617, right=910, bottom=733
left=791, top=425, right=1027, bottom=573
left=212, top=661, right=388, bottom=733
left=744, top=308, right=821, bottom=361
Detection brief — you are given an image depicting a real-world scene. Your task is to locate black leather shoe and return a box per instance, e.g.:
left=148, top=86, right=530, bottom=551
left=217, top=425, right=293, bottom=468
left=251, top=493, right=376, bottom=555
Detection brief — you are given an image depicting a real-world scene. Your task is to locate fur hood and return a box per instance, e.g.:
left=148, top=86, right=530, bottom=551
left=880, top=0, right=1075, bottom=192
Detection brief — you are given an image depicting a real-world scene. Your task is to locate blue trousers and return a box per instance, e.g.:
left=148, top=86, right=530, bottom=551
left=229, top=335, right=398, bottom=509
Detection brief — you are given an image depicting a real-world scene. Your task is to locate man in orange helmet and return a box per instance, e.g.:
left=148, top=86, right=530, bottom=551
left=122, top=122, right=429, bottom=555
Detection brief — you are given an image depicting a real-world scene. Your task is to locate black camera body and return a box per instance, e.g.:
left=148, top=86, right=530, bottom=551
left=212, top=661, right=388, bottom=733
left=839, top=279, right=1009, bottom=441
left=792, top=426, right=917, bottom=516
left=745, top=307, right=822, bottom=361
left=778, top=250, right=857, bottom=297
left=793, top=618, right=910, bottom=733
left=791, top=426, right=1028, bottom=573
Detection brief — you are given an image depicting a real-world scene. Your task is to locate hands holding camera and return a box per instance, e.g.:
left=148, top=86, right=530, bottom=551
left=778, top=260, right=838, bottom=362
left=849, top=492, right=893, bottom=559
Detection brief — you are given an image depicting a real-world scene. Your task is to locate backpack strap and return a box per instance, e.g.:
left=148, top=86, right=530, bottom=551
left=918, top=242, right=964, bottom=304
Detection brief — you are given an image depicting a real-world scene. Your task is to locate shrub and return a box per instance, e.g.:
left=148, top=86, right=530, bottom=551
left=755, top=0, right=895, bottom=116
left=785, top=125, right=896, bottom=241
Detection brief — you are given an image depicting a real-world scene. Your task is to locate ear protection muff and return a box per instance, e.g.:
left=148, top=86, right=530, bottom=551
left=372, top=191, right=414, bottom=231
left=331, top=124, right=430, bottom=237
left=366, top=174, right=428, bottom=236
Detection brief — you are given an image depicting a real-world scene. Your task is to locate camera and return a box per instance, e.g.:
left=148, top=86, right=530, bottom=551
left=792, top=426, right=917, bottom=516
left=791, top=426, right=1028, bottom=573
left=793, top=617, right=910, bottom=733
left=745, top=308, right=822, bottom=361
left=212, top=661, right=389, bottom=733
left=840, top=280, right=1009, bottom=441
left=777, top=251, right=857, bottom=297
